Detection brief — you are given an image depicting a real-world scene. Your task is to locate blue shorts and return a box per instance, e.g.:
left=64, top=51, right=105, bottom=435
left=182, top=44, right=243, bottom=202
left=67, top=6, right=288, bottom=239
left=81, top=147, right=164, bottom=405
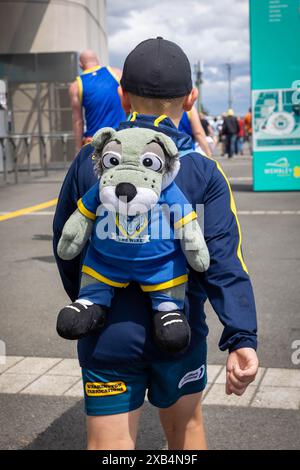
left=82, top=339, right=207, bottom=416
left=82, top=246, right=187, bottom=291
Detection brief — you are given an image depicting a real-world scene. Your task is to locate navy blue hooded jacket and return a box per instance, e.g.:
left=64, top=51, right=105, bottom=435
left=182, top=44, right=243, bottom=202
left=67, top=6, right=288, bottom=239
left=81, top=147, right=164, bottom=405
left=53, top=115, right=257, bottom=369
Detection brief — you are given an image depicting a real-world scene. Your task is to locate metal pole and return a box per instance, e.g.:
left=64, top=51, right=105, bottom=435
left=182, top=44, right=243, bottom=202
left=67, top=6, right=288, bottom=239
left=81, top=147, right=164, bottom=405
left=225, top=62, right=233, bottom=109
left=194, top=61, right=203, bottom=114
left=40, top=135, right=48, bottom=177
left=10, top=137, right=18, bottom=184
left=0, top=138, right=7, bottom=182
left=36, top=81, right=44, bottom=169
left=25, top=136, right=31, bottom=177
left=62, top=134, right=68, bottom=169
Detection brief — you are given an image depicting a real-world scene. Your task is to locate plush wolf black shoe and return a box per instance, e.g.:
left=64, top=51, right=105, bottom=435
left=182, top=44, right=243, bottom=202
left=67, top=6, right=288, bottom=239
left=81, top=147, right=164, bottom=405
left=152, top=310, right=191, bottom=354
left=56, top=301, right=107, bottom=340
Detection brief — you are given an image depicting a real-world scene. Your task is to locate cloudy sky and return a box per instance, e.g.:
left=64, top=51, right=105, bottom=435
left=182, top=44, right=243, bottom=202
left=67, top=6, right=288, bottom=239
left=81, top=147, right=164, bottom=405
left=106, top=0, right=251, bottom=116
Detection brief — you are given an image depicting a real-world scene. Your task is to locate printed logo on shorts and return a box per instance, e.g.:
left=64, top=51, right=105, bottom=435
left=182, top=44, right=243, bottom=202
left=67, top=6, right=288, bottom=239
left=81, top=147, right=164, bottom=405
left=178, top=365, right=205, bottom=389
left=85, top=381, right=127, bottom=397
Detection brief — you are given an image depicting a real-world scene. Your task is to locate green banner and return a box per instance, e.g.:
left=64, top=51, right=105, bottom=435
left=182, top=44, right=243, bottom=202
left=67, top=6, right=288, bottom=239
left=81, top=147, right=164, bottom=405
left=250, top=0, right=300, bottom=190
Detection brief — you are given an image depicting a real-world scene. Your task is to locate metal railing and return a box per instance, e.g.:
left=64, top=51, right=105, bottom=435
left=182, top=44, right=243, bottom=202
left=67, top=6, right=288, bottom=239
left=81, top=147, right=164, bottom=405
left=0, top=133, right=74, bottom=183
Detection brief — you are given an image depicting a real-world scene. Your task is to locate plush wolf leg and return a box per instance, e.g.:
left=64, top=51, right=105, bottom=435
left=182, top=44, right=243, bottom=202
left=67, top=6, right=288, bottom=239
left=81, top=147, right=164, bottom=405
left=56, top=273, right=111, bottom=340
left=149, top=284, right=190, bottom=354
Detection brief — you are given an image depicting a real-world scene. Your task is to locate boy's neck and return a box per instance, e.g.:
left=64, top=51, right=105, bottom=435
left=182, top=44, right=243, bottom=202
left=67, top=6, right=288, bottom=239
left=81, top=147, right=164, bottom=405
left=130, top=107, right=182, bottom=127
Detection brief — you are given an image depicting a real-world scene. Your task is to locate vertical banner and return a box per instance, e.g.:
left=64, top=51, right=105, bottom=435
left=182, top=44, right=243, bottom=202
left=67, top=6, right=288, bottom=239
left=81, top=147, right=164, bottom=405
left=250, top=0, right=300, bottom=191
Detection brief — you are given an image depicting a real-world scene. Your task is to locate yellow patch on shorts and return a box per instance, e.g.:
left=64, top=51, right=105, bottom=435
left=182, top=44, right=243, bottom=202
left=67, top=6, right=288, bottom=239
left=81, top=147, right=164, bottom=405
left=85, top=381, right=127, bottom=397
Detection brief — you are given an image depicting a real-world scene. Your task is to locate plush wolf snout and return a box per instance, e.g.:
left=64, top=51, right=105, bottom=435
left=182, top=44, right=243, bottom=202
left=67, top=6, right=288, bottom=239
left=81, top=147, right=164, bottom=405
left=115, top=182, right=137, bottom=202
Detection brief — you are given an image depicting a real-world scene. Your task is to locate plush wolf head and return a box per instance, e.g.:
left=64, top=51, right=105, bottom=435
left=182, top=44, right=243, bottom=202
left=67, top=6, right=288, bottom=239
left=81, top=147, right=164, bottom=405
left=92, top=127, right=180, bottom=216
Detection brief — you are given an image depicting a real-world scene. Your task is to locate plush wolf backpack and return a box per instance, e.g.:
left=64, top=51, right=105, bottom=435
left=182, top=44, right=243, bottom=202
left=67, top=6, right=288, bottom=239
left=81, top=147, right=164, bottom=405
left=56, top=127, right=209, bottom=354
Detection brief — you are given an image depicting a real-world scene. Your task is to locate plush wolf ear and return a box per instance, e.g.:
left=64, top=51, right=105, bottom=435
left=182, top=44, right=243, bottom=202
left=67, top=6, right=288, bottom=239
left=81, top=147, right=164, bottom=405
left=92, top=127, right=117, bottom=152
left=153, top=132, right=179, bottom=159
left=153, top=132, right=180, bottom=190
left=92, top=127, right=117, bottom=177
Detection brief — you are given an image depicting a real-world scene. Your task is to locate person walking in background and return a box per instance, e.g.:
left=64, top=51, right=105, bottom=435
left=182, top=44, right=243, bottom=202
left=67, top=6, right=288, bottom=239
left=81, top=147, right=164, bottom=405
left=236, top=115, right=245, bottom=155
left=69, top=49, right=126, bottom=151
left=199, top=112, right=211, bottom=137
left=244, top=107, right=252, bottom=152
left=178, top=107, right=212, bottom=156
left=200, top=112, right=216, bottom=154
left=212, top=116, right=224, bottom=152
left=211, top=116, right=219, bottom=136
left=222, top=108, right=239, bottom=158
left=219, top=112, right=227, bottom=156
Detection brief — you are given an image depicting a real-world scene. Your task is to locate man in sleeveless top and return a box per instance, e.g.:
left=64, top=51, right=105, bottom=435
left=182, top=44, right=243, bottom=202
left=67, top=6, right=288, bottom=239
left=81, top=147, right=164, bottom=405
left=69, top=49, right=126, bottom=151
left=178, top=107, right=212, bottom=156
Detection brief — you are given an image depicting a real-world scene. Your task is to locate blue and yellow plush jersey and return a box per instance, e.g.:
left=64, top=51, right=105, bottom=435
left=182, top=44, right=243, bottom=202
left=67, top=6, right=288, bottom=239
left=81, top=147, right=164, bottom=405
left=53, top=114, right=257, bottom=368
left=178, top=111, right=195, bottom=148
left=78, top=180, right=196, bottom=261
left=76, top=66, right=126, bottom=137
left=77, top=180, right=196, bottom=291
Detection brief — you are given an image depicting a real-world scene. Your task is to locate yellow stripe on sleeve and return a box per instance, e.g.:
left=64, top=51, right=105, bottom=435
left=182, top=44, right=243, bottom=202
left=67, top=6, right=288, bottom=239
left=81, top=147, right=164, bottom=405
left=107, top=66, right=121, bottom=84
left=201, top=154, right=248, bottom=274
left=174, top=211, right=197, bottom=229
left=77, top=198, right=96, bottom=221
left=76, top=76, right=83, bottom=104
left=214, top=161, right=248, bottom=274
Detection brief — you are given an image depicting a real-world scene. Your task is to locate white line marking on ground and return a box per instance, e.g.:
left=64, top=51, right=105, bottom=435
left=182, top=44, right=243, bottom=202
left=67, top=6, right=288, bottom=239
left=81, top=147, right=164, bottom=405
left=0, top=211, right=55, bottom=216
left=0, top=357, right=299, bottom=410
left=221, top=163, right=252, bottom=167
left=228, top=177, right=253, bottom=181
left=238, top=211, right=300, bottom=215
left=0, top=210, right=299, bottom=217
left=0, top=199, right=57, bottom=221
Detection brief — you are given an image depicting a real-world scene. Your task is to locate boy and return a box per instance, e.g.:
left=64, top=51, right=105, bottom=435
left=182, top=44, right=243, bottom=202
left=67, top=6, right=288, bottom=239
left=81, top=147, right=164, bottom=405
left=53, top=38, right=258, bottom=450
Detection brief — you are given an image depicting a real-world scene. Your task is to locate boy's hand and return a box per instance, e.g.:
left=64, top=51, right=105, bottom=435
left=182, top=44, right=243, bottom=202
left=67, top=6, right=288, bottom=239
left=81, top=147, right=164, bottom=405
left=226, top=347, right=259, bottom=396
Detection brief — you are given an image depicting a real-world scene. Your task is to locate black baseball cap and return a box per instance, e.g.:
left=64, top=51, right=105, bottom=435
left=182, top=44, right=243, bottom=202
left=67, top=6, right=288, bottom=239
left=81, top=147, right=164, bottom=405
left=120, top=37, right=193, bottom=99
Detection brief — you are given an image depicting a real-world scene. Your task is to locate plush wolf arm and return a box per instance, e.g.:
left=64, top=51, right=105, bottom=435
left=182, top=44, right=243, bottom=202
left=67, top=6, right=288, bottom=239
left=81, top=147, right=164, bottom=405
left=179, top=219, right=210, bottom=272
left=57, top=209, right=93, bottom=261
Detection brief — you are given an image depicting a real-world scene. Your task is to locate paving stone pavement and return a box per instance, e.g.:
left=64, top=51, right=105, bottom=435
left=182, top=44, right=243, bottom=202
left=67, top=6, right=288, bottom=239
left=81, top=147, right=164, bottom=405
left=1, top=356, right=299, bottom=410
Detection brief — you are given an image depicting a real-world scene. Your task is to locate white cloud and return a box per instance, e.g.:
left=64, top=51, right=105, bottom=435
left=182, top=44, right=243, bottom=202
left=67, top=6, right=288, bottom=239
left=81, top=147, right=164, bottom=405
left=207, top=66, right=218, bottom=74
left=202, top=75, right=250, bottom=114
left=107, top=0, right=251, bottom=114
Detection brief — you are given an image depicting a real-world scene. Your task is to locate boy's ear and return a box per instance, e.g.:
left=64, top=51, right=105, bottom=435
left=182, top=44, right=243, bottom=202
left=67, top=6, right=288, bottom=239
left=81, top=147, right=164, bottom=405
left=92, top=127, right=116, bottom=153
left=118, top=86, right=131, bottom=113
left=182, top=87, right=198, bottom=112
